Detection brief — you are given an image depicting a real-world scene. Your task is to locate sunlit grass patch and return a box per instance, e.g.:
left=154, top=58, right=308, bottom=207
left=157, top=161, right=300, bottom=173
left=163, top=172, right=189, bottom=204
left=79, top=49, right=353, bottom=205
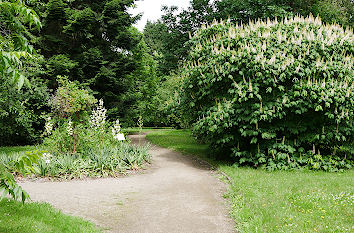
left=222, top=167, right=354, bottom=232
left=0, top=199, right=102, bottom=233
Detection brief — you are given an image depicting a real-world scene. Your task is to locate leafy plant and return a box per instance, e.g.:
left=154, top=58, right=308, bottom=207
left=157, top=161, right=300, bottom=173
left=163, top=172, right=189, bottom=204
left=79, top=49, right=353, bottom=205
left=0, top=151, right=42, bottom=203
left=181, top=15, right=353, bottom=171
left=1, top=144, right=150, bottom=180
left=46, top=76, right=96, bottom=153
left=0, top=0, right=41, bottom=89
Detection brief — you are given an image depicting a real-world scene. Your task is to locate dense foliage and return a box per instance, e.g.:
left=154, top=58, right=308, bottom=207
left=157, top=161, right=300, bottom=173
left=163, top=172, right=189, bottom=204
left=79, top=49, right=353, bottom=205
left=0, top=78, right=49, bottom=145
left=143, top=0, right=354, bottom=128
left=0, top=0, right=47, bottom=146
left=0, top=0, right=41, bottom=88
left=29, top=0, right=157, bottom=123
left=182, top=15, right=353, bottom=171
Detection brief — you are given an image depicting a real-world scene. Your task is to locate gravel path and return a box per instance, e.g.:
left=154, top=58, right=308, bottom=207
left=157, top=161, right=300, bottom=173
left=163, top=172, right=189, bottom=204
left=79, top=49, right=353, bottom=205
left=19, top=133, right=235, bottom=233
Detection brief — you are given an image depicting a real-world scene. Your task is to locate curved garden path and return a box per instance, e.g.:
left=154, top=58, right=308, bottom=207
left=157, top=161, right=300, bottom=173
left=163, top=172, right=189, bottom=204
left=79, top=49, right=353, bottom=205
left=19, top=133, right=235, bottom=233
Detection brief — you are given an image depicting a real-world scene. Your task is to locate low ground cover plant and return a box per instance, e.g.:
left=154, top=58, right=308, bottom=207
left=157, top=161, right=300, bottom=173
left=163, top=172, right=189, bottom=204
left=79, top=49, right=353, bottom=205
left=181, top=15, right=353, bottom=171
left=0, top=144, right=149, bottom=180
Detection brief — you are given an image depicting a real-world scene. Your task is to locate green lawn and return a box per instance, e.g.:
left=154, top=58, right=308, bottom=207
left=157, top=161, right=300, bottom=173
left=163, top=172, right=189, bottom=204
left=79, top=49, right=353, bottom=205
left=146, top=129, right=210, bottom=159
left=147, top=129, right=354, bottom=233
left=123, top=127, right=173, bottom=135
left=0, top=199, right=102, bottom=233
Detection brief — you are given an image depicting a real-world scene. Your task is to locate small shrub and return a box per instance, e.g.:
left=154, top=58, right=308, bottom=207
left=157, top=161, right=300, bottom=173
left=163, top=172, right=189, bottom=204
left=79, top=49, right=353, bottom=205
left=182, top=15, right=353, bottom=171
left=38, top=77, right=150, bottom=178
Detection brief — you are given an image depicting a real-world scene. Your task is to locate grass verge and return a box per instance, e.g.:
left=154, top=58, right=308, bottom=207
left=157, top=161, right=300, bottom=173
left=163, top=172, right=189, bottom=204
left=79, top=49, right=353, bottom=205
left=146, top=129, right=354, bottom=233
left=0, top=199, right=102, bottom=233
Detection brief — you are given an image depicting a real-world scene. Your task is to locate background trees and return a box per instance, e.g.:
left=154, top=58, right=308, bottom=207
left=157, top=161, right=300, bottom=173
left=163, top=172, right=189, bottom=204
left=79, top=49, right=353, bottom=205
left=35, top=0, right=142, bottom=121
left=144, top=0, right=353, bottom=76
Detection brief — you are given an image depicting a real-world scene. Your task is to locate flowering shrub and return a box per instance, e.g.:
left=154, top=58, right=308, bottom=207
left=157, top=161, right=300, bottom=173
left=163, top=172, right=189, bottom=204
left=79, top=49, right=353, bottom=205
left=47, top=77, right=97, bottom=153
left=182, top=15, right=353, bottom=171
left=43, top=78, right=130, bottom=153
left=39, top=79, right=149, bottom=178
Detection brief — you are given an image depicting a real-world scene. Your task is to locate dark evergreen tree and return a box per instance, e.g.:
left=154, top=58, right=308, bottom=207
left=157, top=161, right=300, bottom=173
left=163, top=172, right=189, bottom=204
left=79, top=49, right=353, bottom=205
left=36, top=0, right=142, bottom=121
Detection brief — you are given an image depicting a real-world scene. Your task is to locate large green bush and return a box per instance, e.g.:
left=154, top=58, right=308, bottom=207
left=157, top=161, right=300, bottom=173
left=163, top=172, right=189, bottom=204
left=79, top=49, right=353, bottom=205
left=182, top=15, right=353, bottom=171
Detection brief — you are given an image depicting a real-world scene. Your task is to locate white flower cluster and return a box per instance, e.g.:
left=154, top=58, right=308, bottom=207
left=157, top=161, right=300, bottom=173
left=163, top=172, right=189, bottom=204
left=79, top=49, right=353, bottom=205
left=43, top=153, right=52, bottom=164
left=44, top=117, right=53, bottom=135
left=67, top=119, right=73, bottom=136
left=112, top=119, right=121, bottom=139
left=137, top=115, right=143, bottom=128
left=90, top=99, right=107, bottom=131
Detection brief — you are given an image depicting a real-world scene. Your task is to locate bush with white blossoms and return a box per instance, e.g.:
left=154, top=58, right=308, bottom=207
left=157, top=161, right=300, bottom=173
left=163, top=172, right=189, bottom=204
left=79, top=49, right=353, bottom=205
left=182, top=15, right=353, bottom=171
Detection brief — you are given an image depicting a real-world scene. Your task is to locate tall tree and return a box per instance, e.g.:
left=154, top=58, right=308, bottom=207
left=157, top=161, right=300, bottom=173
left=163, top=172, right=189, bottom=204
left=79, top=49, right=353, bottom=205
left=35, top=0, right=142, bottom=120
left=144, top=0, right=214, bottom=75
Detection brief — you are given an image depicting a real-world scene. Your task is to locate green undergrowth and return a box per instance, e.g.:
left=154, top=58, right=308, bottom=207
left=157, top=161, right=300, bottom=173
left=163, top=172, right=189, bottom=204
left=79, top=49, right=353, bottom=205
left=0, top=199, right=102, bottom=233
left=0, top=143, right=150, bottom=180
left=146, top=129, right=354, bottom=233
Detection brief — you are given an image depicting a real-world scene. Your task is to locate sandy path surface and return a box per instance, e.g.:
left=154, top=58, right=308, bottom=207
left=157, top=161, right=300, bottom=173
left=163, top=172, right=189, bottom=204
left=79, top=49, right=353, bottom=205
left=19, top=133, right=235, bottom=233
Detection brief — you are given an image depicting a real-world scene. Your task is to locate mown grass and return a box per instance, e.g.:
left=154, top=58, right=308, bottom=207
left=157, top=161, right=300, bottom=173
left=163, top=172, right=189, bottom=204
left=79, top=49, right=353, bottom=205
left=146, top=129, right=209, bottom=158
left=123, top=127, right=172, bottom=135
left=0, top=199, right=102, bottom=233
left=147, top=129, right=354, bottom=233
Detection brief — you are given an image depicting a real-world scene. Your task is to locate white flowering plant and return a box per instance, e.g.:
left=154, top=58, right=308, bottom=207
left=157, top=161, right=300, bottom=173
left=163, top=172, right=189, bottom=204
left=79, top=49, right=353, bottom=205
left=90, top=99, right=107, bottom=132
left=182, top=15, right=353, bottom=171
left=43, top=82, right=129, bottom=154
left=44, top=116, right=53, bottom=136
